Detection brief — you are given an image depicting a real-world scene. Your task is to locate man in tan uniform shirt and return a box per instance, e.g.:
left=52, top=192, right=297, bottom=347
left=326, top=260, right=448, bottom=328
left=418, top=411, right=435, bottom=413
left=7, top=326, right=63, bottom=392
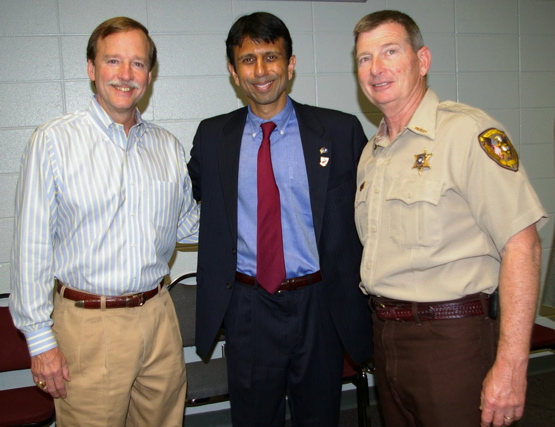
left=354, top=10, right=548, bottom=427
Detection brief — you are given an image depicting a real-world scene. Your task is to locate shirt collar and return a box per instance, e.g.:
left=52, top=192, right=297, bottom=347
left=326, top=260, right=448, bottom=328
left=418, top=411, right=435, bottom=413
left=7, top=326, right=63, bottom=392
left=374, top=88, right=439, bottom=148
left=405, top=87, right=439, bottom=141
left=246, top=96, right=294, bottom=139
left=87, top=95, right=145, bottom=136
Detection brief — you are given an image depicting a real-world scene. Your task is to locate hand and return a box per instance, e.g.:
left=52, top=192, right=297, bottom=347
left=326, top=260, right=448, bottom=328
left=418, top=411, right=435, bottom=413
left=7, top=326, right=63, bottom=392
left=31, top=347, right=71, bottom=399
left=480, top=361, right=526, bottom=426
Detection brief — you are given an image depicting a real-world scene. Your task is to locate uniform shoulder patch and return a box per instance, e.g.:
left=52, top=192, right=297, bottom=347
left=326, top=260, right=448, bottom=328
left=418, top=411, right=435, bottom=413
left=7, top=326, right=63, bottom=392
left=478, top=128, right=519, bottom=171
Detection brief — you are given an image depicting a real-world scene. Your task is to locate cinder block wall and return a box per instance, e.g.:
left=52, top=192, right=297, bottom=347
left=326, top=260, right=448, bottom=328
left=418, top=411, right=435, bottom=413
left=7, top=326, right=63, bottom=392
left=1, top=0, right=554, bottom=306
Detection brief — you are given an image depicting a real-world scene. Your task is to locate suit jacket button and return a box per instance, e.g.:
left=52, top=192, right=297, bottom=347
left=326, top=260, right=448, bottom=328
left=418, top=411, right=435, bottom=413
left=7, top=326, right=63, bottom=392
left=232, top=248, right=237, bottom=255
left=226, top=282, right=232, bottom=289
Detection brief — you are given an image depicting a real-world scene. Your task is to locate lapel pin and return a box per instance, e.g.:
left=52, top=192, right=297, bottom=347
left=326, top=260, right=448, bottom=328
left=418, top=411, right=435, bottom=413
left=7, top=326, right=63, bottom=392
left=320, top=147, right=329, bottom=167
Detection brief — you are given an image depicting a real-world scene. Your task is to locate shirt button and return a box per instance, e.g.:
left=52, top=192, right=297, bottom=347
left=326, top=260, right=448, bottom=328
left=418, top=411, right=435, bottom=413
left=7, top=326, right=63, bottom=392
left=371, top=226, right=377, bottom=233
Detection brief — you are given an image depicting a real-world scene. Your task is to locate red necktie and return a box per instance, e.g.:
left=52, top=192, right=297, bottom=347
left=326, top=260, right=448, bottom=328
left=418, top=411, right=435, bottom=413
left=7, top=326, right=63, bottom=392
left=257, top=121, right=285, bottom=294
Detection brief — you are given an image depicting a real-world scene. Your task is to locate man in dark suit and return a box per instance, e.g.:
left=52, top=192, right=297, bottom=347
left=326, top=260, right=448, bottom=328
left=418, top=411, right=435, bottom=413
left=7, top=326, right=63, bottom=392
left=188, top=12, right=373, bottom=426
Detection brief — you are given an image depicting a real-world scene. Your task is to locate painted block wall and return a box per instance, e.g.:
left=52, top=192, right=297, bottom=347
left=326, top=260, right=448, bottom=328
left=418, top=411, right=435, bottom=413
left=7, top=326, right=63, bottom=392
left=1, top=0, right=554, bottom=412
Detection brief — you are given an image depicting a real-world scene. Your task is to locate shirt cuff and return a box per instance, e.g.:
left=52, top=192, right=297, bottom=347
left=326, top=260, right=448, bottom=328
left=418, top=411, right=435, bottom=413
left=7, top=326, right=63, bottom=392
left=25, top=327, right=58, bottom=357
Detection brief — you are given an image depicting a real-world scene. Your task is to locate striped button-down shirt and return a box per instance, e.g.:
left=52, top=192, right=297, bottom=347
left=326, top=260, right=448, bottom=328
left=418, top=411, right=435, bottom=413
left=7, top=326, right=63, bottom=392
left=10, top=96, right=199, bottom=356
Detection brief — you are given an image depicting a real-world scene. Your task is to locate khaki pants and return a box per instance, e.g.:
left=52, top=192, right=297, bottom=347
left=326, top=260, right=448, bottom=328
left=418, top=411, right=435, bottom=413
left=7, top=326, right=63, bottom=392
left=52, top=285, right=186, bottom=426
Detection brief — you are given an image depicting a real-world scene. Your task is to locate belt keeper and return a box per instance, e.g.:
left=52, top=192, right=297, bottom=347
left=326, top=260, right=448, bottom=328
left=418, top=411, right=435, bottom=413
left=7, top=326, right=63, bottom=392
left=101, top=295, right=106, bottom=311
left=479, top=293, right=489, bottom=318
left=412, top=301, right=421, bottom=324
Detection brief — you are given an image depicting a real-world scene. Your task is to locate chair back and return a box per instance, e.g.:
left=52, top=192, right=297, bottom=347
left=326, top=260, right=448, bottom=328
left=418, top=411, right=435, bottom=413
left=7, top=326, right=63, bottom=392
left=0, top=304, right=32, bottom=372
left=168, top=273, right=197, bottom=347
left=0, top=298, right=57, bottom=427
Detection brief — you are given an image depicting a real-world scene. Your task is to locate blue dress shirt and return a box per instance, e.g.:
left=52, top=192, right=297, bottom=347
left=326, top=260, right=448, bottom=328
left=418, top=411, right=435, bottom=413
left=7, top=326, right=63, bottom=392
left=237, top=97, right=320, bottom=279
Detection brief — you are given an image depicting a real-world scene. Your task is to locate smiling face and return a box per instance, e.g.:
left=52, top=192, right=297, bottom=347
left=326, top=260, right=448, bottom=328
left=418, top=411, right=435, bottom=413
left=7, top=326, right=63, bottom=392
left=87, top=29, right=152, bottom=131
left=228, top=36, right=296, bottom=120
left=356, top=22, right=430, bottom=120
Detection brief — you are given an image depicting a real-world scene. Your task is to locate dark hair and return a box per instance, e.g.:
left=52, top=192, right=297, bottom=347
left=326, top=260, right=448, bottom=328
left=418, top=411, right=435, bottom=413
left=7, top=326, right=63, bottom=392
left=226, top=12, right=293, bottom=69
left=87, top=16, right=157, bottom=71
left=354, top=10, right=424, bottom=53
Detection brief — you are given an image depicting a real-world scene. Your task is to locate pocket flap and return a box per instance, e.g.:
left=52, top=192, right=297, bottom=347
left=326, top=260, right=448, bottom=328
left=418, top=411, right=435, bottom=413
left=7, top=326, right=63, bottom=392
left=386, top=179, right=443, bottom=205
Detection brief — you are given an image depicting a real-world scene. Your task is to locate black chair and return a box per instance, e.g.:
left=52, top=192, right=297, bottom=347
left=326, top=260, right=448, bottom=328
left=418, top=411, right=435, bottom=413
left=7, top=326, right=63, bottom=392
left=343, top=353, right=373, bottom=427
left=530, top=323, right=555, bottom=353
left=0, top=296, right=55, bottom=427
left=168, top=273, right=229, bottom=406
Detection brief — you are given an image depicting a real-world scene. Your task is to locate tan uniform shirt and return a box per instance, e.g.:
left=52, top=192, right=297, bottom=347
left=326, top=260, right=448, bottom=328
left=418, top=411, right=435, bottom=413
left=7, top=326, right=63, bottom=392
left=355, top=89, right=548, bottom=301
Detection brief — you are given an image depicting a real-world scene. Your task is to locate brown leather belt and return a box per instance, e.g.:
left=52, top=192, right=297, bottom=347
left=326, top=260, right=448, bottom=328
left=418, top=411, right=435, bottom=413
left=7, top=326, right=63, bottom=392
left=370, top=293, right=490, bottom=322
left=235, top=271, right=322, bottom=293
left=56, top=279, right=160, bottom=309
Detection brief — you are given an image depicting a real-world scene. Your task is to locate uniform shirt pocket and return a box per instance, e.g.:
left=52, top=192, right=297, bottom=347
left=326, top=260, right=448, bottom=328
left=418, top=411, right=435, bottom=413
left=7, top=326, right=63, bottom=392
left=386, top=179, right=443, bottom=248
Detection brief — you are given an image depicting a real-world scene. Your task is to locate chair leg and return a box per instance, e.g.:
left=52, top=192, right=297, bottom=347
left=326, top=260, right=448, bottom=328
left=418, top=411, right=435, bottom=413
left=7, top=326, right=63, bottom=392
left=355, top=370, right=371, bottom=427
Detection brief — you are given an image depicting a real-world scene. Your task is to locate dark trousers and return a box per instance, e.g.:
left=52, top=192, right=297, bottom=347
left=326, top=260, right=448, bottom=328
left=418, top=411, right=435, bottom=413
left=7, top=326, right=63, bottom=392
left=373, top=312, right=497, bottom=427
left=224, top=280, right=344, bottom=427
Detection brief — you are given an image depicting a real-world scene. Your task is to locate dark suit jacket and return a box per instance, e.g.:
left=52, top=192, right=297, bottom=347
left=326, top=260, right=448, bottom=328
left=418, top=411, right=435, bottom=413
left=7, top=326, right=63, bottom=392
left=188, top=100, right=373, bottom=363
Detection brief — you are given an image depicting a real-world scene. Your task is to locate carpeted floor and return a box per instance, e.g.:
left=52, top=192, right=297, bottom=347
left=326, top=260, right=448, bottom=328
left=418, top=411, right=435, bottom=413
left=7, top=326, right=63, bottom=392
left=518, top=367, right=555, bottom=426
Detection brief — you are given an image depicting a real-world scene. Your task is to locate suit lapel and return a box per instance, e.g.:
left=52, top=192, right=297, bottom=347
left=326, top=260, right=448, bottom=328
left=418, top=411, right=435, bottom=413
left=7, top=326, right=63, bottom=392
left=218, top=108, right=248, bottom=244
left=294, top=102, right=331, bottom=246
left=220, top=103, right=331, bottom=246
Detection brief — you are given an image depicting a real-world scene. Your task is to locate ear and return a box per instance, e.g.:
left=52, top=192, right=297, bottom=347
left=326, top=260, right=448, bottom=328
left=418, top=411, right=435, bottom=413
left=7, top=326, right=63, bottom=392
left=227, top=62, right=240, bottom=86
left=287, top=55, right=296, bottom=80
left=87, top=60, right=96, bottom=82
left=147, top=70, right=152, bottom=85
left=417, top=47, right=431, bottom=77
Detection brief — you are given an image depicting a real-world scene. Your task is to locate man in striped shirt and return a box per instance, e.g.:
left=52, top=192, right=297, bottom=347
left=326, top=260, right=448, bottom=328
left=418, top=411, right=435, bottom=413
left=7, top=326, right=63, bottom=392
left=10, top=17, right=199, bottom=426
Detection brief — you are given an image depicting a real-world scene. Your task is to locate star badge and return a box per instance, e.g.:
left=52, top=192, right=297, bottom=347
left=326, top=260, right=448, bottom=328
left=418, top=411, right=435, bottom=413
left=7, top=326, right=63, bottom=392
left=413, top=149, right=433, bottom=175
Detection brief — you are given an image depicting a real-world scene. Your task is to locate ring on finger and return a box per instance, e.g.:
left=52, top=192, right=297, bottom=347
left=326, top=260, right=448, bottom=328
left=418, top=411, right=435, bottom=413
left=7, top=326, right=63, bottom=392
left=503, top=416, right=514, bottom=421
left=36, top=380, right=47, bottom=390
